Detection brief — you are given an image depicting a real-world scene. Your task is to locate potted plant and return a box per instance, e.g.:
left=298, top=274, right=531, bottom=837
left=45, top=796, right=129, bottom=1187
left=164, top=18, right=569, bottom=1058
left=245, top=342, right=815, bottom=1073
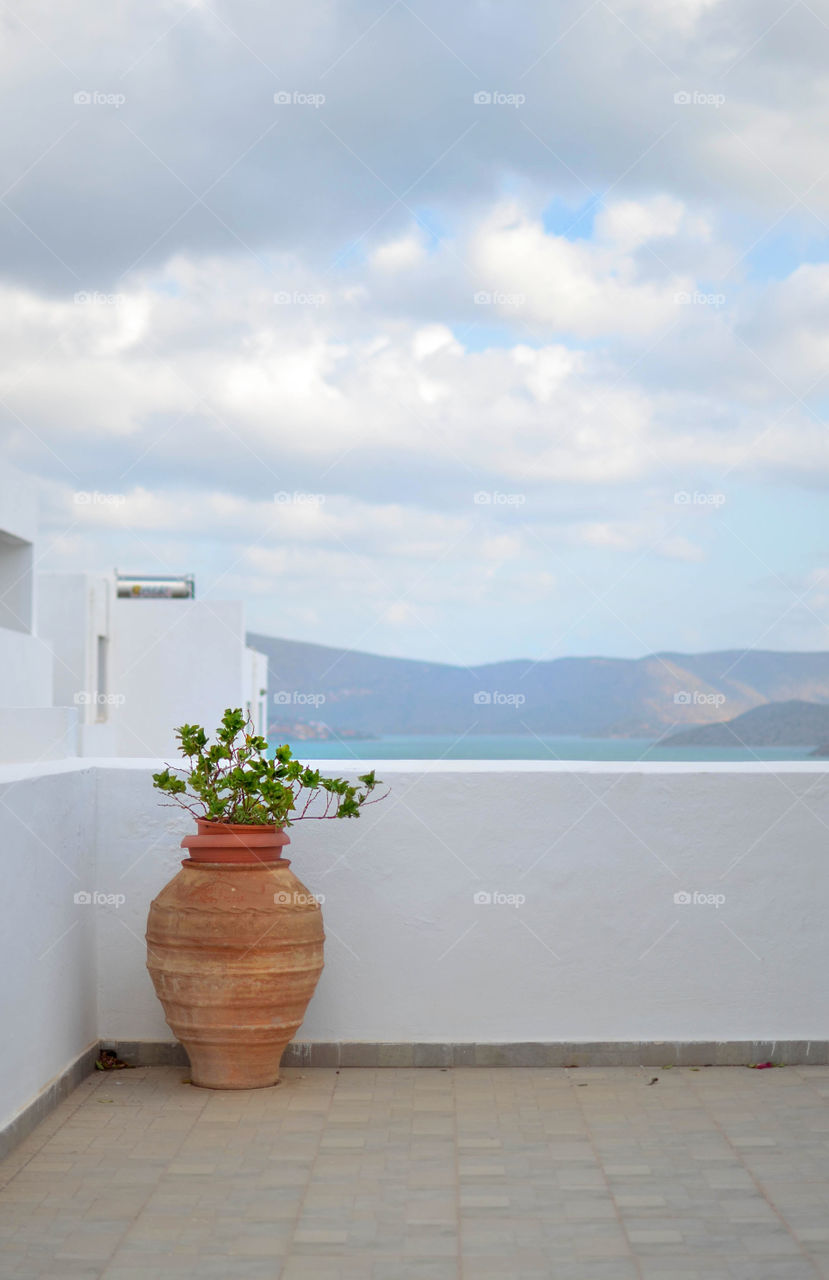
left=146, top=708, right=384, bottom=1090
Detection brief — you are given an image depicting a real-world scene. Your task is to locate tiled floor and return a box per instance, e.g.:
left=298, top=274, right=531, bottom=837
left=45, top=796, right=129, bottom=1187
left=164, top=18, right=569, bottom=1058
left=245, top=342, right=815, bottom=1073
left=1, top=1065, right=829, bottom=1279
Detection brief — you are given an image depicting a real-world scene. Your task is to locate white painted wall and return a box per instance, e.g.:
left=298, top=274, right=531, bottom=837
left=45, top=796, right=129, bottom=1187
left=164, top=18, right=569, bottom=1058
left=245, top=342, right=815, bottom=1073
left=109, top=599, right=265, bottom=756
left=0, top=707, right=79, bottom=762
left=244, top=645, right=269, bottom=737
left=38, top=573, right=114, bottom=724
left=4, top=758, right=829, bottom=1134
left=0, top=628, right=54, bottom=709
left=0, top=464, right=55, bottom=709
left=0, top=535, right=34, bottom=635
left=38, top=577, right=269, bottom=757
left=97, top=760, right=829, bottom=1044
left=0, top=463, right=37, bottom=635
left=0, top=761, right=98, bottom=1132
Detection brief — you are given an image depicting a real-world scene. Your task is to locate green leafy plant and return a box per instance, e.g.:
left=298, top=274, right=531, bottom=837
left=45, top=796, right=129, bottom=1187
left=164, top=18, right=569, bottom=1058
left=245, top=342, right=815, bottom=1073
left=153, top=707, right=385, bottom=826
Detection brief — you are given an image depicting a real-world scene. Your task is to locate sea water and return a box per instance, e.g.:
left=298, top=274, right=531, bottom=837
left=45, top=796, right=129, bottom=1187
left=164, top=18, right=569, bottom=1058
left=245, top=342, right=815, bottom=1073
left=273, top=733, right=816, bottom=762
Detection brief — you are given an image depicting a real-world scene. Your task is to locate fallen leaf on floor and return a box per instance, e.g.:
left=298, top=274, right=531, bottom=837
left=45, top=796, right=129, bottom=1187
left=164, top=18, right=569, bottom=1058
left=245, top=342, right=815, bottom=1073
left=95, top=1050, right=133, bottom=1071
left=648, top=1077, right=659, bottom=1085
left=748, top=1062, right=781, bottom=1069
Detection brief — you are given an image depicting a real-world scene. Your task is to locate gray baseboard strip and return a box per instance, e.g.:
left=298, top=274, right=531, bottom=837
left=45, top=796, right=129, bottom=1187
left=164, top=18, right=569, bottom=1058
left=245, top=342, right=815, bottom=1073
left=106, top=1040, right=829, bottom=1069
left=0, top=1042, right=99, bottom=1164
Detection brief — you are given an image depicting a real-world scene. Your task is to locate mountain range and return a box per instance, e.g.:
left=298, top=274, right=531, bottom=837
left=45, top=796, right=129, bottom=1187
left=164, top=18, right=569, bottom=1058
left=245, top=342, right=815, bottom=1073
left=247, top=634, right=829, bottom=740
left=663, top=700, right=829, bottom=747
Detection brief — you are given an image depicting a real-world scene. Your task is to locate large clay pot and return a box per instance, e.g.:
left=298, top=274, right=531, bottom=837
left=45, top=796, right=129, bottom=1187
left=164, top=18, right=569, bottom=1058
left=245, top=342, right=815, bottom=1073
left=146, top=821, right=324, bottom=1089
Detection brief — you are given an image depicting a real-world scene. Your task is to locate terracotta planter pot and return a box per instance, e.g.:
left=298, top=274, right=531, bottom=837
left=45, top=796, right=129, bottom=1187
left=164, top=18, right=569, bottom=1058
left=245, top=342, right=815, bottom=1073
left=146, top=821, right=324, bottom=1089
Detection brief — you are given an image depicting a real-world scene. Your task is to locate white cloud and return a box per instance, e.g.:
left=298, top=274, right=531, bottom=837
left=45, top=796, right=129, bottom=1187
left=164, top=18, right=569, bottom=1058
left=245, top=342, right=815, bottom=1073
left=371, top=234, right=428, bottom=273
left=2, top=222, right=827, bottom=507
left=738, top=262, right=829, bottom=386
left=594, top=196, right=692, bottom=253
left=570, top=522, right=705, bottom=561
left=613, top=0, right=724, bottom=38
left=468, top=198, right=697, bottom=337
left=411, top=324, right=461, bottom=362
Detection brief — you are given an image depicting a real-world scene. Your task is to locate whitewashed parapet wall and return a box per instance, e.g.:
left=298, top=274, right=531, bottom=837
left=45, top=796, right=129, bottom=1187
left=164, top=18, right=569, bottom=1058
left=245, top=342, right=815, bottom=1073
left=2, top=757, right=829, bottom=1133
left=0, top=762, right=98, bottom=1134
left=97, top=760, right=829, bottom=1043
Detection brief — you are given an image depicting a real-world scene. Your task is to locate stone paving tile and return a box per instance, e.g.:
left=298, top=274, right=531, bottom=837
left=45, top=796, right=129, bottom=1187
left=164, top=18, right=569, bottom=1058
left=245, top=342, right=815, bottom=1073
left=3, top=1065, right=829, bottom=1277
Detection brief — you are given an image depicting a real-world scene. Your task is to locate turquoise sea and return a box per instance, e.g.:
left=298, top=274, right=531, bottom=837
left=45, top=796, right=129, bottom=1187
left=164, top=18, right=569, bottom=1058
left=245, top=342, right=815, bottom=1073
left=275, top=734, right=819, bottom=763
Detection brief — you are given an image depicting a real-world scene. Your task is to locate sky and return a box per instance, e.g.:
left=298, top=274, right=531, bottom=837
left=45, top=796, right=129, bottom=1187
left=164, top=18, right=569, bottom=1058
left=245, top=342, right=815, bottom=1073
left=2, top=0, right=828, bottom=665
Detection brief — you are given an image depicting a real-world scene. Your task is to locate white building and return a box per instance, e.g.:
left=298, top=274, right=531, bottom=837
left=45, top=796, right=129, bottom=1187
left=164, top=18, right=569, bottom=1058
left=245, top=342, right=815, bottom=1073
left=0, top=466, right=78, bottom=761
left=37, top=576, right=268, bottom=758
left=0, top=465, right=268, bottom=760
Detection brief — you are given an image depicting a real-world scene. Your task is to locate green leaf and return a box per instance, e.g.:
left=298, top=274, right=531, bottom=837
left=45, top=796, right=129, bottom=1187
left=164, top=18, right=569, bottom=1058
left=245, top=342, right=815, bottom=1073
left=153, top=708, right=387, bottom=829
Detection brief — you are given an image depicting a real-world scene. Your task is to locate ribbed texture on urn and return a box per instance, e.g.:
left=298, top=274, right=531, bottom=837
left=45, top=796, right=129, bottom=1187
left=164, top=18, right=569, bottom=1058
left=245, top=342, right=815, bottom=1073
left=180, top=819, right=291, bottom=864
left=146, top=846, right=324, bottom=1089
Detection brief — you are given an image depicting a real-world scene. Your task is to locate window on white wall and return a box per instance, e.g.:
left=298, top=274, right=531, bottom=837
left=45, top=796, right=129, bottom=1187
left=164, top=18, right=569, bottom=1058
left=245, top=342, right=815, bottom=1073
left=96, top=635, right=108, bottom=722
left=0, top=532, right=34, bottom=633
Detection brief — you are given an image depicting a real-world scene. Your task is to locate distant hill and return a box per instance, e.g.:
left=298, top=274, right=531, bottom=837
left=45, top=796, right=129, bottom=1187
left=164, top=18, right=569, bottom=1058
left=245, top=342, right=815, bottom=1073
left=246, top=635, right=829, bottom=739
left=662, top=700, right=829, bottom=747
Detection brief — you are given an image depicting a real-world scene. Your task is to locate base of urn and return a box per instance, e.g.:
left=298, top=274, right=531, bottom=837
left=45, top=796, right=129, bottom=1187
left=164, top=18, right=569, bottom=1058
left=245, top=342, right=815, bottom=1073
left=180, top=1033, right=292, bottom=1088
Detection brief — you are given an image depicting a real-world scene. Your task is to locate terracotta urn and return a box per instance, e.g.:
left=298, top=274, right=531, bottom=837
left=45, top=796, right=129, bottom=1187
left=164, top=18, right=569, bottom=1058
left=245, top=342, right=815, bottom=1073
left=146, top=820, right=324, bottom=1089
